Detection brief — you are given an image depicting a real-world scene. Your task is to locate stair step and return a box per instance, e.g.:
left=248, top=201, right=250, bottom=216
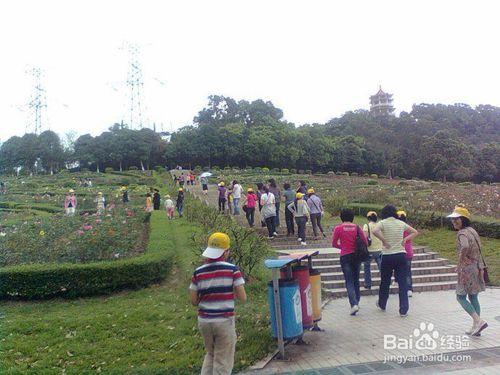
left=313, top=258, right=451, bottom=273
left=322, top=273, right=457, bottom=289
left=324, top=281, right=457, bottom=298
left=320, top=265, right=456, bottom=280
left=311, top=252, right=439, bottom=266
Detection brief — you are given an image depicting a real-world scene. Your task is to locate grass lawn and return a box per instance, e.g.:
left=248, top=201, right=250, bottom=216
left=415, top=228, right=500, bottom=286
left=0, top=211, right=273, bottom=374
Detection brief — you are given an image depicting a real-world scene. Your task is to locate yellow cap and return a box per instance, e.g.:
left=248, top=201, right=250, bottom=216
left=69, top=189, right=75, bottom=193
left=447, top=205, right=471, bottom=220
left=296, top=192, right=304, bottom=199
left=307, top=188, right=315, bottom=194
left=202, top=232, right=230, bottom=259
left=98, top=192, right=103, bottom=195
left=397, top=210, right=406, bottom=217
left=178, top=188, right=183, bottom=192
left=165, top=194, right=170, bottom=199
left=219, top=182, right=225, bottom=187
left=366, top=211, right=377, bottom=217
left=247, top=187, right=254, bottom=193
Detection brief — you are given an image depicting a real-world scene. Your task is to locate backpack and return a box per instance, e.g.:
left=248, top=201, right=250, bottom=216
left=355, top=225, right=370, bottom=262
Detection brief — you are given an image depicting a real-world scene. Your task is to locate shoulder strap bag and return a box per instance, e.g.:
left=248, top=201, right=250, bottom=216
left=468, top=228, right=490, bottom=284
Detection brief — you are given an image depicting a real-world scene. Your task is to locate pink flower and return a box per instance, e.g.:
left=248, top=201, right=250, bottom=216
left=83, top=224, right=93, bottom=231
left=77, top=230, right=84, bottom=235
left=95, top=219, right=102, bottom=224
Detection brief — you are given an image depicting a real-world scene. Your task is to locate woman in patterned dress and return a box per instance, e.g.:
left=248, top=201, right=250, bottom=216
left=447, top=205, right=488, bottom=336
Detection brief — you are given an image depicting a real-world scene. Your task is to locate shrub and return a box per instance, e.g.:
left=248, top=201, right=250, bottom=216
left=298, top=169, right=305, bottom=174
left=203, top=166, right=210, bottom=171
left=194, top=165, right=202, bottom=172
left=24, top=182, right=39, bottom=189
left=398, top=181, right=409, bottom=186
left=262, top=167, right=270, bottom=173
left=253, top=167, right=262, bottom=173
left=305, top=169, right=312, bottom=175
left=105, top=167, right=114, bottom=173
left=154, top=166, right=164, bottom=173
left=271, top=168, right=280, bottom=173
left=62, top=181, right=74, bottom=188
left=81, top=168, right=89, bottom=172
left=370, top=174, right=378, bottom=179
left=323, top=194, right=348, bottom=217
left=366, top=179, right=378, bottom=186
left=351, top=172, right=358, bottom=177
left=363, top=173, right=370, bottom=177
left=327, top=171, right=335, bottom=175
left=290, top=168, right=297, bottom=174
left=281, top=168, right=290, bottom=174
left=341, top=172, right=349, bottom=176
left=224, top=166, right=231, bottom=171
left=212, top=165, right=220, bottom=171
left=129, top=166, right=139, bottom=171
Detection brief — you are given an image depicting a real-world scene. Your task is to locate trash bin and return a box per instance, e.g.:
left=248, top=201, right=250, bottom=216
left=267, top=279, right=303, bottom=340
left=309, top=268, right=322, bottom=323
left=282, top=265, right=313, bottom=329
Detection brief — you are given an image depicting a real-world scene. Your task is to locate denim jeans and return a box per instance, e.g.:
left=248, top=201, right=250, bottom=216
left=379, top=252, right=409, bottom=314
left=274, top=202, right=280, bottom=227
left=218, top=198, right=226, bottom=212
left=295, top=216, right=307, bottom=241
left=177, top=205, right=183, bottom=217
left=233, top=198, right=240, bottom=215
left=285, top=205, right=295, bottom=234
left=340, top=253, right=361, bottom=307
left=310, top=213, right=324, bottom=237
left=245, top=207, right=255, bottom=226
left=406, top=258, right=413, bottom=291
left=363, top=251, right=382, bottom=289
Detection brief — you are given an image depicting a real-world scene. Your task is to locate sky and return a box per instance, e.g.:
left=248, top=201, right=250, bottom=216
left=1, top=0, right=499, bottom=141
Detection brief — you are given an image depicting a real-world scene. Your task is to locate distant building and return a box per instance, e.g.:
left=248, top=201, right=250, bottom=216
left=370, top=86, right=394, bottom=116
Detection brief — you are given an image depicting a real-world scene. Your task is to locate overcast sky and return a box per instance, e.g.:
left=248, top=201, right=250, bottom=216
left=1, top=0, right=499, bottom=141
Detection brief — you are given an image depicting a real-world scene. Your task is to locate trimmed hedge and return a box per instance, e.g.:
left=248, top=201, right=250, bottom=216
left=0, top=212, right=175, bottom=300
left=0, top=201, right=62, bottom=214
left=346, top=203, right=500, bottom=239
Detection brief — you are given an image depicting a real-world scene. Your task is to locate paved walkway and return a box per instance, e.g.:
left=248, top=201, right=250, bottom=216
left=249, top=288, right=500, bottom=374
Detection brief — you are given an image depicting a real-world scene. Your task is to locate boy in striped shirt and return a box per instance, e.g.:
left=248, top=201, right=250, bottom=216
left=189, top=232, right=247, bottom=375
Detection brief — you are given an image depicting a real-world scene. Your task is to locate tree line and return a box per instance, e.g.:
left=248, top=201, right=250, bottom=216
left=1, top=95, right=499, bottom=182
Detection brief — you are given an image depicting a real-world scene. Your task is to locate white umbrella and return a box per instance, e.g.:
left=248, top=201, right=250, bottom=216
left=200, top=172, right=213, bottom=178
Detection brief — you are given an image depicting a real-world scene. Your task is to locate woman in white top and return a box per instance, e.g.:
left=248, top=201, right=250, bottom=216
left=260, top=186, right=277, bottom=239
left=362, top=211, right=383, bottom=290
left=372, top=205, right=418, bottom=317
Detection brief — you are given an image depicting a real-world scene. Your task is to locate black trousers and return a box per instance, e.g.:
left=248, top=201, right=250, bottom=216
left=218, top=198, right=226, bottom=212
left=285, top=207, right=295, bottom=235
left=295, top=216, right=307, bottom=241
left=310, top=213, right=324, bottom=236
left=265, top=216, right=276, bottom=237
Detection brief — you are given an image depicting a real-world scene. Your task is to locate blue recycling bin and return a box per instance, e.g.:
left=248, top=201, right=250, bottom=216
left=267, top=279, right=303, bottom=340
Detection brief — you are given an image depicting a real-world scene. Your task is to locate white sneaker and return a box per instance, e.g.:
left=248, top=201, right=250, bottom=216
left=297, top=238, right=302, bottom=242
left=273, top=232, right=278, bottom=236
left=301, top=242, right=307, bottom=246
left=350, top=305, right=359, bottom=316
left=408, top=290, right=413, bottom=297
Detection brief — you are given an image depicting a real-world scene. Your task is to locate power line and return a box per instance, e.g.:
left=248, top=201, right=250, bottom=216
left=123, top=42, right=145, bottom=129
left=26, top=67, right=47, bottom=134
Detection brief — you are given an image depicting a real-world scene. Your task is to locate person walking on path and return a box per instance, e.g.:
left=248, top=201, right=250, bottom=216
left=297, top=180, right=308, bottom=200
left=189, top=232, right=247, bottom=375
left=178, top=173, right=185, bottom=188
left=256, top=182, right=266, bottom=227
left=243, top=187, right=257, bottom=227
left=260, top=186, right=277, bottom=239
left=96, top=192, right=106, bottom=215
left=153, top=189, right=161, bottom=210
left=164, top=195, right=174, bottom=220
left=268, top=179, right=281, bottom=228
left=200, top=175, right=209, bottom=196
left=176, top=188, right=185, bottom=217
left=217, top=182, right=227, bottom=213
left=64, top=189, right=77, bottom=216
left=121, top=187, right=129, bottom=203
left=362, top=211, right=383, bottom=290
left=227, top=186, right=233, bottom=215
left=447, top=205, right=488, bottom=336
left=145, top=193, right=153, bottom=213
left=372, top=205, right=418, bottom=317
left=232, top=180, right=243, bottom=215
left=306, top=188, right=326, bottom=239
left=332, top=208, right=369, bottom=315
left=283, top=183, right=296, bottom=236
left=287, top=192, right=310, bottom=246
left=398, top=210, right=414, bottom=297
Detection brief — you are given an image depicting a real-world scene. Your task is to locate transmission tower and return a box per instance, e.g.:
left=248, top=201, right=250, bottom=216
left=26, top=67, right=47, bottom=134
left=124, top=42, right=144, bottom=129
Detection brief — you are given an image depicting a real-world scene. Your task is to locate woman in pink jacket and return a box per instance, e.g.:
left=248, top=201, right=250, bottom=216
left=64, top=189, right=77, bottom=216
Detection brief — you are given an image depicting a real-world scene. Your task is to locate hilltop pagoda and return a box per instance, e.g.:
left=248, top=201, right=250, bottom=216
left=370, top=86, right=394, bottom=116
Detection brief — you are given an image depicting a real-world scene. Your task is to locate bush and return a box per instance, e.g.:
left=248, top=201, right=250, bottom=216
left=224, top=166, right=231, bottom=171
left=154, top=166, right=164, bottom=173
left=290, top=168, right=297, bottom=174
left=305, top=169, right=312, bottom=175
left=129, top=166, right=139, bottom=171
left=212, top=165, right=220, bottom=171
left=323, top=194, right=349, bottom=217
left=203, top=166, right=210, bottom=171
left=327, top=171, right=335, bottom=175
left=253, top=167, right=262, bottom=173
left=271, top=168, right=280, bottom=173
left=281, top=168, right=290, bottom=174
left=366, top=179, right=378, bottom=186
left=24, top=182, right=39, bottom=189
left=105, top=167, right=114, bottom=173
left=398, top=181, right=409, bottom=186
left=351, top=172, right=358, bottom=177
left=370, top=174, right=379, bottom=179
left=194, top=165, right=202, bottom=172
left=262, top=167, right=270, bottom=173
left=298, top=169, right=305, bottom=174
left=341, top=172, right=349, bottom=176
